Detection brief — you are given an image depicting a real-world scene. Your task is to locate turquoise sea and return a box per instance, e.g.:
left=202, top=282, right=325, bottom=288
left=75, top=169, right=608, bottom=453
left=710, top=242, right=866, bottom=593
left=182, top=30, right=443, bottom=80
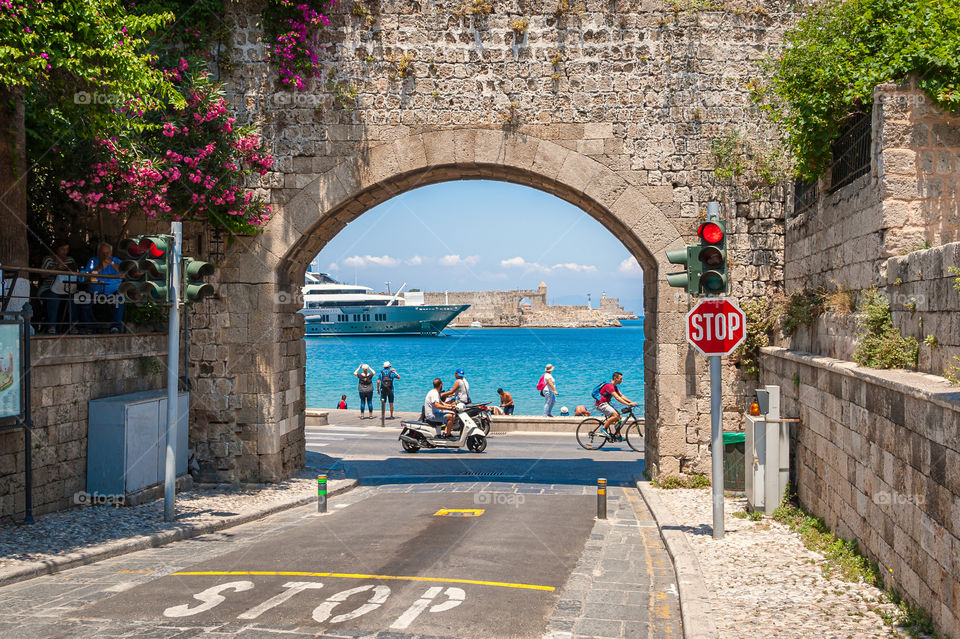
left=305, top=319, right=645, bottom=415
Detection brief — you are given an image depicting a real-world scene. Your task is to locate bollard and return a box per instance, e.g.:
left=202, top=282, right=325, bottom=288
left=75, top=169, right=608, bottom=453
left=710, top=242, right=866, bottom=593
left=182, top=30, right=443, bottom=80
left=380, top=397, right=386, bottom=427
left=597, top=478, right=607, bottom=519
left=317, top=475, right=327, bottom=513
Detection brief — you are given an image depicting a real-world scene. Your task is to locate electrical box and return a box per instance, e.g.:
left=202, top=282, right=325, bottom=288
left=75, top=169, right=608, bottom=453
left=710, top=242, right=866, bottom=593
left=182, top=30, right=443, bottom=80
left=745, top=385, right=790, bottom=515
left=87, top=390, right=189, bottom=499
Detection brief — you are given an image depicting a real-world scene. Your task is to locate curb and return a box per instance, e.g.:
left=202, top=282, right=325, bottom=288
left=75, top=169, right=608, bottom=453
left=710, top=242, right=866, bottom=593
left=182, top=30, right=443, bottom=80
left=636, top=480, right=719, bottom=639
left=0, top=478, right=358, bottom=589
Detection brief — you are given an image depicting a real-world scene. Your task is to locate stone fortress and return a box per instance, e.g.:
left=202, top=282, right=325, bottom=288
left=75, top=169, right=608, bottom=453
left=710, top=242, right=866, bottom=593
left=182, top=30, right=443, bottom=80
left=421, top=282, right=637, bottom=327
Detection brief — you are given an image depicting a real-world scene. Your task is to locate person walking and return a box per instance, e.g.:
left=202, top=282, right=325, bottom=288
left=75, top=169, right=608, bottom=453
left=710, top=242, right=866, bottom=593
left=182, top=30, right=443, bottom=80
left=354, top=363, right=375, bottom=419
left=542, top=364, right=558, bottom=417
left=377, top=361, right=400, bottom=419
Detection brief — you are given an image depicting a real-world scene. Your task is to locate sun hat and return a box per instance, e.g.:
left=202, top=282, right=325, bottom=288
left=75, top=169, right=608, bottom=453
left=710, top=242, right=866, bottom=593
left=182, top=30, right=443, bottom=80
left=361, top=363, right=371, bottom=371
left=383, top=361, right=391, bottom=368
left=545, top=364, right=554, bottom=372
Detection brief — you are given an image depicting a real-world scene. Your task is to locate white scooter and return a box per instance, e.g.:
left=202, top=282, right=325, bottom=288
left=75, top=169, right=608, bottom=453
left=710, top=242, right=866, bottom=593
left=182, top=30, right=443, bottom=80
left=399, top=402, right=487, bottom=453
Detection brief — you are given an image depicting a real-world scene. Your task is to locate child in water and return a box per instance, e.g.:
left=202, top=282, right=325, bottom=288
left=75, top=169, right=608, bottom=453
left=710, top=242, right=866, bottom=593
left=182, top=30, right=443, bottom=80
left=337, top=394, right=347, bottom=409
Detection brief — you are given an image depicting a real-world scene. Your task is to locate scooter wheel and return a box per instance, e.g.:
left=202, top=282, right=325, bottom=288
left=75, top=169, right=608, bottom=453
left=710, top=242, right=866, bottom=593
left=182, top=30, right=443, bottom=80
left=467, top=435, right=487, bottom=453
left=401, top=439, right=420, bottom=453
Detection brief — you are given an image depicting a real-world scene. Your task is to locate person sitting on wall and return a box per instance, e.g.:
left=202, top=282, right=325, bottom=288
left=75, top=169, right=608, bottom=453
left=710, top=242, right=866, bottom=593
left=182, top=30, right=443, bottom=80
left=78, top=242, right=124, bottom=333
left=575, top=405, right=591, bottom=416
left=497, top=388, right=514, bottom=415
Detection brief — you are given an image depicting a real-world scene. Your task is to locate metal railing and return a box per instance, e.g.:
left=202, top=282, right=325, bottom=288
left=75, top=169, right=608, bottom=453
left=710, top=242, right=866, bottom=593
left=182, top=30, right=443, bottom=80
left=793, top=177, right=819, bottom=217
left=0, top=265, right=166, bottom=335
left=829, top=110, right=872, bottom=192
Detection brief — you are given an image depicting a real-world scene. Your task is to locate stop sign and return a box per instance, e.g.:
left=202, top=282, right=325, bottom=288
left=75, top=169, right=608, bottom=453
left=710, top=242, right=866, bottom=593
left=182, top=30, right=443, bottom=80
left=686, top=298, right=746, bottom=356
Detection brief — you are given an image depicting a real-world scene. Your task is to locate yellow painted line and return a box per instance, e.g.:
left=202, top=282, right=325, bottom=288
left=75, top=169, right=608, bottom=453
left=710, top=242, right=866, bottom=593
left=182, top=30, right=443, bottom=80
left=433, top=508, right=485, bottom=517
left=168, top=570, right=554, bottom=591
left=117, top=570, right=154, bottom=574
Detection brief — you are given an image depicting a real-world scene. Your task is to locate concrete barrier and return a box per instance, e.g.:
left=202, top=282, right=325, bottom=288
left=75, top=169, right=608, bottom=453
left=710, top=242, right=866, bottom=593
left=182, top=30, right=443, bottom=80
left=490, top=415, right=644, bottom=433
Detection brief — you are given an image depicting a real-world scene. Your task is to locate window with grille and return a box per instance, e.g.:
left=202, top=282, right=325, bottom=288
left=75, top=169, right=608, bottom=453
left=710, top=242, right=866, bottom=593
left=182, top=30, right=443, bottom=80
left=829, top=110, right=872, bottom=192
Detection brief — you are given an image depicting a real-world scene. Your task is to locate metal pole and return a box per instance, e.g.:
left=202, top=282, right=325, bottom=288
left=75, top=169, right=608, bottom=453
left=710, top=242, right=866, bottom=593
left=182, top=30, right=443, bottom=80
left=710, top=354, right=723, bottom=539
left=183, top=300, right=190, bottom=392
left=380, top=397, right=385, bottom=427
left=317, top=474, right=327, bottom=513
left=597, top=478, right=607, bottom=519
left=164, top=223, right=182, bottom=522
left=21, top=303, right=34, bottom=524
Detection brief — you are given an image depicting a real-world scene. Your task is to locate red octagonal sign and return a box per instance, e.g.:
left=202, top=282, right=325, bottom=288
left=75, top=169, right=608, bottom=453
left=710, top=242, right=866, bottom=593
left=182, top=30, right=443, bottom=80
left=686, top=298, right=747, bottom=356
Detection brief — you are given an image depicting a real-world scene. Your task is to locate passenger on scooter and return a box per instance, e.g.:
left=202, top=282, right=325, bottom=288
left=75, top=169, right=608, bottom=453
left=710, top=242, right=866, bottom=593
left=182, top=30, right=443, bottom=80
left=441, top=368, right=470, bottom=404
left=424, top=378, right=457, bottom=438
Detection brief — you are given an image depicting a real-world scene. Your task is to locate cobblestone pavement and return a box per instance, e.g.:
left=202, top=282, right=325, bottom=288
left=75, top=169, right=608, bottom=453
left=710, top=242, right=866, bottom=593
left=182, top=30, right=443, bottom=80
left=0, top=483, right=680, bottom=639
left=651, top=487, right=929, bottom=639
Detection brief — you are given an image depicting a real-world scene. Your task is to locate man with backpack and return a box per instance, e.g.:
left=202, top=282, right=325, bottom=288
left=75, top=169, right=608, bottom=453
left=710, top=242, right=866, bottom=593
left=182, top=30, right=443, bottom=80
left=377, top=361, right=400, bottom=419
left=593, top=372, right=637, bottom=438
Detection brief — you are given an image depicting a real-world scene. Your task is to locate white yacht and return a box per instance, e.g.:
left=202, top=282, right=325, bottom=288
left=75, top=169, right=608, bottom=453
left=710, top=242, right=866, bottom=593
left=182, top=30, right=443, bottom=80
left=299, top=273, right=469, bottom=336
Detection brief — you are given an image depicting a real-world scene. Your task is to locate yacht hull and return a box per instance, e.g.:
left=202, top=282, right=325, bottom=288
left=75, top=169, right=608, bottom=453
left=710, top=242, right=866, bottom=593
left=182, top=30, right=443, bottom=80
left=301, top=304, right=469, bottom=336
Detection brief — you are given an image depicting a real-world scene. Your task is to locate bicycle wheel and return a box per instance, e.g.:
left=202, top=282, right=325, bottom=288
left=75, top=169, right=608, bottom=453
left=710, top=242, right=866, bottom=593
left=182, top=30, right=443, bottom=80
left=576, top=418, right=607, bottom=450
left=625, top=419, right=644, bottom=452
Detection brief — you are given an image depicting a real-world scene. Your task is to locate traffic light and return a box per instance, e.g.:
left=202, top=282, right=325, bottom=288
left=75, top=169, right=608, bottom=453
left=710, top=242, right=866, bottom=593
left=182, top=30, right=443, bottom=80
left=697, top=220, right=727, bottom=295
left=117, top=235, right=173, bottom=304
left=665, top=244, right=701, bottom=296
left=182, top=257, right=216, bottom=303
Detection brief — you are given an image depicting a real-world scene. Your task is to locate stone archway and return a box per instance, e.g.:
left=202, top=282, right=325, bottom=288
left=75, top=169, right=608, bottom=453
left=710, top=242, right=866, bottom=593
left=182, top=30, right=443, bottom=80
left=192, top=128, right=696, bottom=483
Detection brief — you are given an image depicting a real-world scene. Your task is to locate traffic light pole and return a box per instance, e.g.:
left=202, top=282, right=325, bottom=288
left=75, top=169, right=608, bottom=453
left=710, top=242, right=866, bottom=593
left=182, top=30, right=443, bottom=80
left=710, top=354, right=723, bottom=539
left=164, top=222, right=182, bottom=522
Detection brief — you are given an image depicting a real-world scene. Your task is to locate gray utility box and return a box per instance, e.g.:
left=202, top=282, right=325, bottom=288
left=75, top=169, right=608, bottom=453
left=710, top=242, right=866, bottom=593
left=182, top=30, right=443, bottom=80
left=87, top=390, right=189, bottom=499
left=745, top=385, right=790, bottom=515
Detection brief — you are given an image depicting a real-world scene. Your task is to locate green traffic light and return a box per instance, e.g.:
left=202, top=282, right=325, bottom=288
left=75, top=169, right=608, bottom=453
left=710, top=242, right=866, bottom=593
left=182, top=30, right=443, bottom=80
left=182, top=257, right=217, bottom=303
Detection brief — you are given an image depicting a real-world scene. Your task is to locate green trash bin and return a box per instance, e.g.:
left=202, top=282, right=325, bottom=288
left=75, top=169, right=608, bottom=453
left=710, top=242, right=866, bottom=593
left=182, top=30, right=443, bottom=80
left=722, top=432, right=745, bottom=491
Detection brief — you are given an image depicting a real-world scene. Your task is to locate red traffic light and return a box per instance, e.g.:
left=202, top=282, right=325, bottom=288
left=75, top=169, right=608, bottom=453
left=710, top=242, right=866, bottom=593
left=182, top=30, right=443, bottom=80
left=698, top=222, right=724, bottom=244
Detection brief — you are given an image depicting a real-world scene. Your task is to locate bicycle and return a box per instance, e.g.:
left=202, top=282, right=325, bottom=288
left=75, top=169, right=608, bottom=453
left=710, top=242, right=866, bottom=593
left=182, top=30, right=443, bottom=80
left=576, top=406, right=643, bottom=452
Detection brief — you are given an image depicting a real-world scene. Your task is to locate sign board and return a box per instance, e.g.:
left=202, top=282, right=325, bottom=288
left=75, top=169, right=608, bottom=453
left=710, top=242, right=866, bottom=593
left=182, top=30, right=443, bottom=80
left=686, top=298, right=746, bottom=356
left=0, top=320, right=23, bottom=421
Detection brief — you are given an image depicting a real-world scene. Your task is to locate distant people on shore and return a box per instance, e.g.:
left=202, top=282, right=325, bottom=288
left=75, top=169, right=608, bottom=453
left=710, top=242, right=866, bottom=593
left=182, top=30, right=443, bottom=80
left=338, top=394, right=347, bottom=409
left=354, top=363, right=375, bottom=419
left=539, top=363, right=558, bottom=417
left=377, top=361, right=400, bottom=419
left=497, top=388, right=514, bottom=415
left=575, top=405, right=591, bottom=416
left=442, top=368, right=470, bottom=404
left=560, top=406, right=569, bottom=416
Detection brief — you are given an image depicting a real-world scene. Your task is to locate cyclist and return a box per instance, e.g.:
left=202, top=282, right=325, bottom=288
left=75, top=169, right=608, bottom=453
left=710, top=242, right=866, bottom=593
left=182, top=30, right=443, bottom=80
left=595, top=372, right=637, bottom=439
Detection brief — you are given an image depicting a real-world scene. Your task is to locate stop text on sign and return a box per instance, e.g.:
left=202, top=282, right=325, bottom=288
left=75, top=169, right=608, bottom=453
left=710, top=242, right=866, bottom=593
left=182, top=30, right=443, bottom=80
left=689, top=311, right=741, bottom=342
left=685, top=298, right=746, bottom=357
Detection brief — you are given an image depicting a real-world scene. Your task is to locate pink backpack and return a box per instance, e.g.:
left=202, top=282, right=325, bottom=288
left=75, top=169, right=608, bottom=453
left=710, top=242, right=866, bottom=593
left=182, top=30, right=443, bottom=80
left=536, top=374, right=546, bottom=391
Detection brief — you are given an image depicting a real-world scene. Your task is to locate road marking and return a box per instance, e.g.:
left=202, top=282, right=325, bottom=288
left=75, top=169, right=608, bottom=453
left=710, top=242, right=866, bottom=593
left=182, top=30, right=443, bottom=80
left=117, top=570, right=154, bottom=574
left=306, top=433, right=371, bottom=439
left=169, top=571, right=554, bottom=591
left=391, top=586, right=465, bottom=630
left=433, top=508, right=485, bottom=517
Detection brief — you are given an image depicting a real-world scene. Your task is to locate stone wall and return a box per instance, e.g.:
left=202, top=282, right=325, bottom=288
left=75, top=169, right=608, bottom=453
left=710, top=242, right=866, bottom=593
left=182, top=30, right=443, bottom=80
left=423, top=283, right=635, bottom=326
left=886, top=242, right=960, bottom=378
left=760, top=347, right=960, bottom=639
left=785, top=78, right=960, bottom=294
left=0, top=335, right=167, bottom=523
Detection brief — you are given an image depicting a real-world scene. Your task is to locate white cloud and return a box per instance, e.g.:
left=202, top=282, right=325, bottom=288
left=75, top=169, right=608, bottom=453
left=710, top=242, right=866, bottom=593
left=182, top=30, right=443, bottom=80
left=551, top=262, right=597, bottom=273
left=439, top=254, right=479, bottom=266
left=502, top=257, right=596, bottom=273
left=619, top=256, right=643, bottom=275
left=327, top=262, right=340, bottom=272
left=406, top=255, right=424, bottom=266
left=500, top=256, right=548, bottom=272
left=343, top=254, right=399, bottom=268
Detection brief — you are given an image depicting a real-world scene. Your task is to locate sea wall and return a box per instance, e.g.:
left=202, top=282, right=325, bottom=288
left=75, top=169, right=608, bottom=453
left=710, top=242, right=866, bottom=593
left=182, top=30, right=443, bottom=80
left=423, top=284, right=636, bottom=327
left=760, top=347, right=960, bottom=638
left=0, top=335, right=167, bottom=523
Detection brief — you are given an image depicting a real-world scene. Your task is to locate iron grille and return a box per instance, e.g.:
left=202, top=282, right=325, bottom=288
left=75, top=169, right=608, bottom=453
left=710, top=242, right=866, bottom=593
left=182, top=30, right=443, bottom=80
left=829, top=110, right=872, bottom=192
left=793, top=177, right=818, bottom=217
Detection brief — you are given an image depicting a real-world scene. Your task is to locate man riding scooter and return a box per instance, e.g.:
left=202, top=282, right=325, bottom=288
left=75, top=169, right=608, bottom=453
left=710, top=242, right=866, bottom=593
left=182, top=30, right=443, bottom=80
left=424, top=377, right=457, bottom=438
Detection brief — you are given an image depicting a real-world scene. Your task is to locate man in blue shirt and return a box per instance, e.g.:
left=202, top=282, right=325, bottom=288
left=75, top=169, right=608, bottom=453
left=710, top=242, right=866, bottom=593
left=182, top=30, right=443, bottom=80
left=78, top=242, right=125, bottom=333
left=377, top=361, right=400, bottom=419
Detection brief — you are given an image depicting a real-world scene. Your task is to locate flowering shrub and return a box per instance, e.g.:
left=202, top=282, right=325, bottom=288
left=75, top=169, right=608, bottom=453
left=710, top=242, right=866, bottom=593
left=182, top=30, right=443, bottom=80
left=264, top=0, right=337, bottom=90
left=61, top=69, right=274, bottom=235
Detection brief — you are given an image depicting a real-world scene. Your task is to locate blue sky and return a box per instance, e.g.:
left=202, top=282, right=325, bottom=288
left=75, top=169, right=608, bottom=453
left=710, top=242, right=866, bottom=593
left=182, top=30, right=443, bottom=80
left=311, top=181, right=645, bottom=314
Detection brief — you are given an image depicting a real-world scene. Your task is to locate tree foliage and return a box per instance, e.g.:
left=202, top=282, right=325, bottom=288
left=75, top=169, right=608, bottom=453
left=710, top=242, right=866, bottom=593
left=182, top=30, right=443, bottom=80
left=762, top=0, right=960, bottom=180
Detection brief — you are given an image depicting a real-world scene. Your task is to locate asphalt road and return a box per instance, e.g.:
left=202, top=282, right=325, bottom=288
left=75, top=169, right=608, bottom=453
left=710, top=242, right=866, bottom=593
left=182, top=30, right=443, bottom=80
left=81, top=492, right=595, bottom=638
left=305, top=421, right=646, bottom=487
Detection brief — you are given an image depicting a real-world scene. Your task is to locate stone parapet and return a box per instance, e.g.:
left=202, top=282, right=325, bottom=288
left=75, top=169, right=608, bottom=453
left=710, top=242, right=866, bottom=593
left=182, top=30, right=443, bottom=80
left=760, top=346, right=960, bottom=639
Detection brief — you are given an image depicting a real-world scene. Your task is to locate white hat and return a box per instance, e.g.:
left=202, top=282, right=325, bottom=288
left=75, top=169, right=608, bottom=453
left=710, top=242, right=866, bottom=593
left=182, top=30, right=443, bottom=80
left=545, top=363, right=554, bottom=372
left=560, top=406, right=569, bottom=415
left=383, top=361, right=391, bottom=368
left=361, top=363, right=371, bottom=371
